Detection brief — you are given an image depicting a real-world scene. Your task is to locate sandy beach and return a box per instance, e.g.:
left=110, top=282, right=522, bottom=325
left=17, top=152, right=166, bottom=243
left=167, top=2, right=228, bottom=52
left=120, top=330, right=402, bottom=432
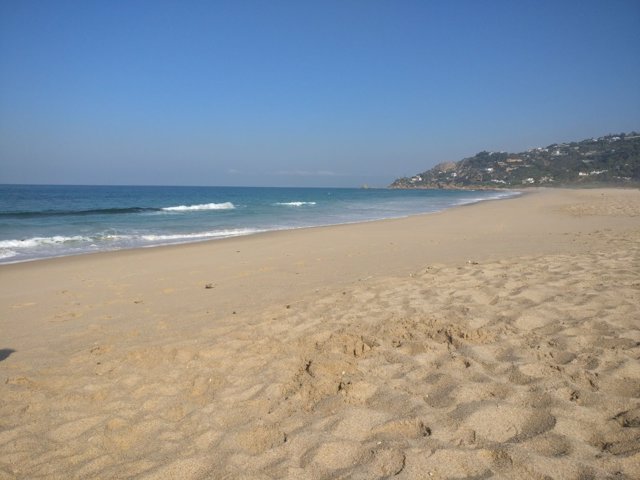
left=1, top=187, right=639, bottom=479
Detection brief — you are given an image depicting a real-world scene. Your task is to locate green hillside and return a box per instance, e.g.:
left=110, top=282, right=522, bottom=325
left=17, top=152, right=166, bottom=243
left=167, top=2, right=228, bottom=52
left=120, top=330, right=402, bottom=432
left=390, top=133, right=640, bottom=189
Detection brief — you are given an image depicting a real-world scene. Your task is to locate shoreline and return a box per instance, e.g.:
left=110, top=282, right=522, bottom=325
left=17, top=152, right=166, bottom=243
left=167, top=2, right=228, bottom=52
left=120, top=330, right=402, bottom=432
left=0, top=188, right=521, bottom=266
left=0, top=187, right=636, bottom=330
left=1, top=187, right=639, bottom=479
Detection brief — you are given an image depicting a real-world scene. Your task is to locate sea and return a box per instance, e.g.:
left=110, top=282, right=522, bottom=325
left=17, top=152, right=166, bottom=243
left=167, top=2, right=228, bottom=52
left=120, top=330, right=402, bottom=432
left=0, top=185, right=519, bottom=264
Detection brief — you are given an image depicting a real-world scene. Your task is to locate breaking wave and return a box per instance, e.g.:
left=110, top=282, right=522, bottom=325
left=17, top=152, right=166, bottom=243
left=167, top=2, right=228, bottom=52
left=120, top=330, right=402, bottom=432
left=161, top=202, right=235, bottom=211
left=0, top=235, right=91, bottom=249
left=0, top=229, right=264, bottom=263
left=274, top=201, right=317, bottom=207
left=0, top=202, right=237, bottom=218
left=139, top=229, right=260, bottom=241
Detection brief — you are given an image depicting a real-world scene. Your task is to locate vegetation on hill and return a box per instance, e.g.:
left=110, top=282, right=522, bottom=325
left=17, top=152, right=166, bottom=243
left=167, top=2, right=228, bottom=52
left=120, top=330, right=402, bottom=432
left=390, top=133, right=640, bottom=189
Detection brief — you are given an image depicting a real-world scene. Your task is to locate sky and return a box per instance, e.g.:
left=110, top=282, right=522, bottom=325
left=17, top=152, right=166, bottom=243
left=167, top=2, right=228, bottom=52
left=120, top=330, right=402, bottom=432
left=1, top=0, right=639, bottom=187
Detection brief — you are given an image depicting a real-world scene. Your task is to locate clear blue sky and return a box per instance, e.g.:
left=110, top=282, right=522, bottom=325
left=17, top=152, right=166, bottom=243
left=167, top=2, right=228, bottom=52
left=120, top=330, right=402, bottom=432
left=1, top=0, right=639, bottom=187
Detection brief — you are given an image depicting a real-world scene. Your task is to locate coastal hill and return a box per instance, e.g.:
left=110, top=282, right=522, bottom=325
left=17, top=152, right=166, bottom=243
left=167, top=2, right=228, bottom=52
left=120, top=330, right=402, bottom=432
left=390, top=132, right=640, bottom=189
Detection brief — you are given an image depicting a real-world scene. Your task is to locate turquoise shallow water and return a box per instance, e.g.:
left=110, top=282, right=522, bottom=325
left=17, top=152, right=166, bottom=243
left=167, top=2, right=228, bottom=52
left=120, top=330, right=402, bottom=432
left=0, top=185, right=518, bottom=263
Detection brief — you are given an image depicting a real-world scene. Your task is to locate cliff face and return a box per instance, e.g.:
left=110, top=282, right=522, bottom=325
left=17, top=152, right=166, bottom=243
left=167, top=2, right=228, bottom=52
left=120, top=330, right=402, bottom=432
left=390, top=133, right=640, bottom=189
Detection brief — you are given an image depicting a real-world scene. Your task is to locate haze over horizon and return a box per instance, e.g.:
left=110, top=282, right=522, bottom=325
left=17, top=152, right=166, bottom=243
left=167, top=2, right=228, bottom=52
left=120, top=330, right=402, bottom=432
left=1, top=0, right=639, bottom=188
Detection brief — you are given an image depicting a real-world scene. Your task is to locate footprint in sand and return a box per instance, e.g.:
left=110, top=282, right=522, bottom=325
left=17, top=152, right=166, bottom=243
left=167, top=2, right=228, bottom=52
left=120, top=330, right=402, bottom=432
left=371, top=418, right=432, bottom=441
left=229, top=424, right=287, bottom=455
left=614, top=407, right=640, bottom=428
left=368, top=448, right=406, bottom=477
left=524, top=432, right=573, bottom=457
left=461, top=403, right=556, bottom=443
left=304, top=441, right=363, bottom=470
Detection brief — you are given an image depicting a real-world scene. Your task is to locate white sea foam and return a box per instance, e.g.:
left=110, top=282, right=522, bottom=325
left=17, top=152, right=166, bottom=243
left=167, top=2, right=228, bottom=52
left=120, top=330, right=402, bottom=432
left=0, top=250, right=17, bottom=259
left=140, top=228, right=261, bottom=242
left=454, top=191, right=520, bottom=206
left=0, top=235, right=90, bottom=249
left=275, top=201, right=317, bottom=207
left=162, top=202, right=235, bottom=212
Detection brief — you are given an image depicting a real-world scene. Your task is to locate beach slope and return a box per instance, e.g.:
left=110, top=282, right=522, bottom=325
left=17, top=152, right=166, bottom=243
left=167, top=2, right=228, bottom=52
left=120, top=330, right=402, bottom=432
left=1, top=188, right=639, bottom=479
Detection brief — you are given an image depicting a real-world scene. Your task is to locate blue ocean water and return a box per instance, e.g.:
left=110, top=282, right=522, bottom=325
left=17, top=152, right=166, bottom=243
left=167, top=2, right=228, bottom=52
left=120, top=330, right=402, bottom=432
left=0, top=185, right=518, bottom=263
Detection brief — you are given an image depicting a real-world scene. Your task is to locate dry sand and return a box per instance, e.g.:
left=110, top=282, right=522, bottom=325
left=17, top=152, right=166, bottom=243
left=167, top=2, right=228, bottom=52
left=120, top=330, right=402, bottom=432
left=1, top=188, right=639, bottom=479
